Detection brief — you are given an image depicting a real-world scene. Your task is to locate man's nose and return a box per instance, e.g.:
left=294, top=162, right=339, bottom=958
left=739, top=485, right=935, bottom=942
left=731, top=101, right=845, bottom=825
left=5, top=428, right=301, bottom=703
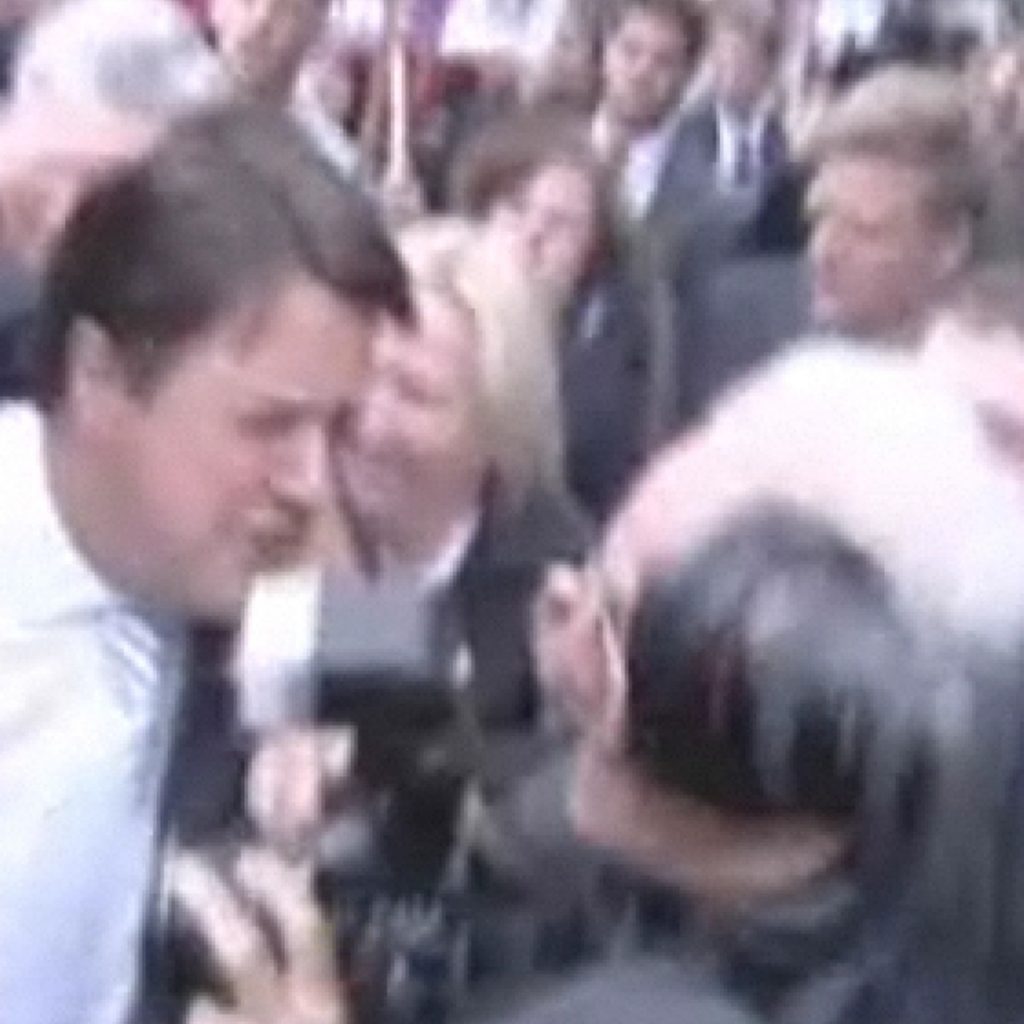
left=272, top=427, right=331, bottom=512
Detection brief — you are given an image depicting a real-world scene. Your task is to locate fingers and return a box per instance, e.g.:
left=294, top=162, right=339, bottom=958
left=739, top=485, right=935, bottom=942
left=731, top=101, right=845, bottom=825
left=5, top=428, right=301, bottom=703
left=246, top=727, right=356, bottom=855
left=233, top=847, right=343, bottom=1024
left=532, top=562, right=618, bottom=737
left=168, top=852, right=281, bottom=1017
left=173, top=846, right=345, bottom=1024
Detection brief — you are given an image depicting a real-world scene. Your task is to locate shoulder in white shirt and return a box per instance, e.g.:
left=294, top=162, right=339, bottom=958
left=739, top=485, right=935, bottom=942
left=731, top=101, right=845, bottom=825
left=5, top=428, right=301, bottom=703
left=0, top=402, right=183, bottom=1024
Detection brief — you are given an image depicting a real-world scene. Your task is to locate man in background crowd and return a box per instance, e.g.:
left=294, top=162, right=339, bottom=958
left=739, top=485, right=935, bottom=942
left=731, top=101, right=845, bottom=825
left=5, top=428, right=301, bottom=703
left=805, top=63, right=980, bottom=345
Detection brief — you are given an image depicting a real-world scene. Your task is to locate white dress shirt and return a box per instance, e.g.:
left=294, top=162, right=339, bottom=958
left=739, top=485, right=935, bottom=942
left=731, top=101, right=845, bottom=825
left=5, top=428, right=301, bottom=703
left=593, top=107, right=683, bottom=222
left=714, top=103, right=770, bottom=193
left=0, top=403, right=184, bottom=1024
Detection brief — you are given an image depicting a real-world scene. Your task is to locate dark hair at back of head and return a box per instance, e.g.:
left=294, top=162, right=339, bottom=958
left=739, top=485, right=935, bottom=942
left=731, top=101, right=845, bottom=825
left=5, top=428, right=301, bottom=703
left=626, top=502, right=929, bottom=828
left=35, top=102, right=411, bottom=410
left=627, top=501, right=1024, bottom=1022
left=603, top=0, right=707, bottom=64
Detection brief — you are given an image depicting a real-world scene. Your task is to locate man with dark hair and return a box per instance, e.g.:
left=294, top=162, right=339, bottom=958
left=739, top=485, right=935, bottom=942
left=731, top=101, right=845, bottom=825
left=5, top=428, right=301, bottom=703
left=0, top=103, right=409, bottom=1024
left=593, top=0, right=706, bottom=226
left=524, top=343, right=1024, bottom=1024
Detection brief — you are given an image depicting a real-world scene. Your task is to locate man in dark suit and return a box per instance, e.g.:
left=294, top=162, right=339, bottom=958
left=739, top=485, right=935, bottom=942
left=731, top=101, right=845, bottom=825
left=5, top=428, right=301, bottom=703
left=653, top=0, right=789, bottom=254
left=515, top=345, right=1024, bottom=1024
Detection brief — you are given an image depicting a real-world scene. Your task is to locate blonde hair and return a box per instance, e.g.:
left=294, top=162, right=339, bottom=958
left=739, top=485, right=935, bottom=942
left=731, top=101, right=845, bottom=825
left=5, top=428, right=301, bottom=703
left=806, top=65, right=982, bottom=228
left=397, top=216, right=566, bottom=507
left=608, top=341, right=1024, bottom=661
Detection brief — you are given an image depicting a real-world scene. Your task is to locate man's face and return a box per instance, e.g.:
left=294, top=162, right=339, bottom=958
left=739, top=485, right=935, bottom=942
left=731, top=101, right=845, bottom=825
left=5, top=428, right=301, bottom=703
left=78, top=272, right=374, bottom=622
left=710, top=24, right=774, bottom=115
left=212, top=0, right=327, bottom=99
left=602, top=9, right=692, bottom=132
left=339, top=289, right=489, bottom=553
left=808, top=155, right=966, bottom=339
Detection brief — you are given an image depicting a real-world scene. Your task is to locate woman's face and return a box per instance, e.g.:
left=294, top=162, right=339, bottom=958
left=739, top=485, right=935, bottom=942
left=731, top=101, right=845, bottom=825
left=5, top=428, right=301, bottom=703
left=491, top=162, right=599, bottom=305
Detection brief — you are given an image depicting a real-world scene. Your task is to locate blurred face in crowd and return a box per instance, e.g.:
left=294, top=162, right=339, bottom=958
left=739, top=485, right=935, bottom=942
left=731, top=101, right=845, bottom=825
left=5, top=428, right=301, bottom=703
left=808, top=155, right=969, bottom=341
left=212, top=0, right=328, bottom=101
left=57, top=272, right=374, bottom=621
left=922, top=314, right=1024, bottom=482
left=710, top=21, right=775, bottom=116
left=491, top=161, right=600, bottom=304
left=340, top=288, right=490, bottom=563
left=602, top=8, right=693, bottom=133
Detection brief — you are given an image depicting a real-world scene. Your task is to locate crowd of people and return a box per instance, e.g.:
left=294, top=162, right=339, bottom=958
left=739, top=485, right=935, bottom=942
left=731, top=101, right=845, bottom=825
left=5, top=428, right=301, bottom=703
left=5, top=0, right=1024, bottom=1023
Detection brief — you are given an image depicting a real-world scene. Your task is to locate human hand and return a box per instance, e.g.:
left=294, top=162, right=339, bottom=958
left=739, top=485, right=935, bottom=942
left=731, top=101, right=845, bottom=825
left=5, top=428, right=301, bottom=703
left=174, top=846, right=344, bottom=1024
left=246, top=726, right=356, bottom=857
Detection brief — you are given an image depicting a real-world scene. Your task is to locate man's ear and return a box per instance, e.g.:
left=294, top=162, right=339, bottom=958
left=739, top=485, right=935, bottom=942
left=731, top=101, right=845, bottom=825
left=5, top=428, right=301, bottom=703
left=65, top=318, right=131, bottom=427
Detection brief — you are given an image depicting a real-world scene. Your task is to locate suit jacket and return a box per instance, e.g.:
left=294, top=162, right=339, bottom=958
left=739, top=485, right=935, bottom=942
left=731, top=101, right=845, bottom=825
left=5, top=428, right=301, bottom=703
left=450, top=482, right=591, bottom=740
left=560, top=267, right=652, bottom=523
left=647, top=99, right=790, bottom=265
left=676, top=254, right=812, bottom=428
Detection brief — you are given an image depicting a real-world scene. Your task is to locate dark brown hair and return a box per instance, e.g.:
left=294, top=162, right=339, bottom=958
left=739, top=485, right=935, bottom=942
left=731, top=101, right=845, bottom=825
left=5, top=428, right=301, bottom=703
left=451, top=108, right=615, bottom=271
left=603, top=0, right=708, bottom=65
left=35, top=102, right=411, bottom=410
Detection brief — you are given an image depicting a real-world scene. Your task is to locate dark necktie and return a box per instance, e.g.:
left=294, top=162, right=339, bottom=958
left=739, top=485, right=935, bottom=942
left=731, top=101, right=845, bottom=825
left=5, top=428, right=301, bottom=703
left=734, top=130, right=755, bottom=189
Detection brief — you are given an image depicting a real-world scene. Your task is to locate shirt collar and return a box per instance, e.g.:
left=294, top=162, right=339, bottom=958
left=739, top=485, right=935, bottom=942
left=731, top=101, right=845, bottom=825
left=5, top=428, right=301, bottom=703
left=373, top=509, right=482, bottom=596
left=418, top=511, right=481, bottom=593
left=592, top=103, right=682, bottom=164
left=0, top=403, right=115, bottom=627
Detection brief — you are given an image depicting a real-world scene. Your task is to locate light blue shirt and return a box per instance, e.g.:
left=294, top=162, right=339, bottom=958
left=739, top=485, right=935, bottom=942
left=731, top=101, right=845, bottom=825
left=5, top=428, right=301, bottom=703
left=0, top=404, right=183, bottom=1024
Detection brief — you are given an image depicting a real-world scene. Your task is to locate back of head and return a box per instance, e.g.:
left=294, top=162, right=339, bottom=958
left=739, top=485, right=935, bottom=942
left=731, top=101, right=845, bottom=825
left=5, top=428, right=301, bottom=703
left=626, top=502, right=926, bottom=825
left=36, top=102, right=410, bottom=410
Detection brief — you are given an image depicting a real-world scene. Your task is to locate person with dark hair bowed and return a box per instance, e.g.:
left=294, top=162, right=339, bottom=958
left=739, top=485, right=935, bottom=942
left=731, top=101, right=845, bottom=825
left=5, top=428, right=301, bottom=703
left=0, top=103, right=410, bottom=1024
left=526, top=343, right=1024, bottom=1024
